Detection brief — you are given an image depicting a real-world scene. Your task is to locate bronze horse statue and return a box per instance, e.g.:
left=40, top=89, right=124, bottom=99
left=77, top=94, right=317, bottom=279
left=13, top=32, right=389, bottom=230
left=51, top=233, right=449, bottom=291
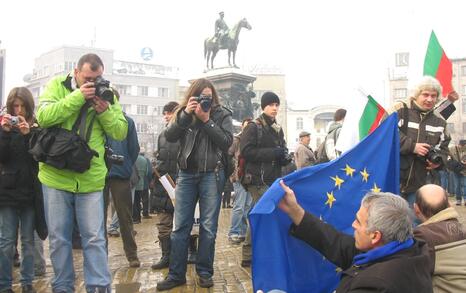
left=204, top=18, right=252, bottom=70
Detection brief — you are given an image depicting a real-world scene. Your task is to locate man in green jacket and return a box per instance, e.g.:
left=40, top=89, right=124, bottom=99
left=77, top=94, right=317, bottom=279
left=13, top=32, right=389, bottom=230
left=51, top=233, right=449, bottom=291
left=37, top=53, right=128, bottom=293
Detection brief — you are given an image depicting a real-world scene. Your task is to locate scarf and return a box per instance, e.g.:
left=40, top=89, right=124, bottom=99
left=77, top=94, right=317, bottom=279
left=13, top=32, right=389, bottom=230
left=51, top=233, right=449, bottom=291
left=352, top=238, right=414, bottom=266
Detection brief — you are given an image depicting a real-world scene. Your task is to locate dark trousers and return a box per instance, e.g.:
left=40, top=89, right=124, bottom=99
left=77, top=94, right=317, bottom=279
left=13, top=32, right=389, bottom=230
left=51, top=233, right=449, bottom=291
left=104, top=178, right=138, bottom=261
left=133, top=189, right=149, bottom=221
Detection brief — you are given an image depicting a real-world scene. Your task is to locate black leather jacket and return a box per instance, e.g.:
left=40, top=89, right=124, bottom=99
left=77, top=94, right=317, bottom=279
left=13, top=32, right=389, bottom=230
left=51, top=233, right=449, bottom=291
left=165, top=105, right=233, bottom=172
left=156, top=127, right=180, bottom=178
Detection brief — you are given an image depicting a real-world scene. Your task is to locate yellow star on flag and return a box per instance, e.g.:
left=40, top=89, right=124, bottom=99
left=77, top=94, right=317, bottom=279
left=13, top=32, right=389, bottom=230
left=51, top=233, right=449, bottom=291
left=325, top=191, right=336, bottom=208
left=371, top=182, right=381, bottom=193
left=335, top=267, right=342, bottom=273
left=341, top=164, right=356, bottom=177
left=360, top=168, right=370, bottom=182
left=331, top=175, right=345, bottom=189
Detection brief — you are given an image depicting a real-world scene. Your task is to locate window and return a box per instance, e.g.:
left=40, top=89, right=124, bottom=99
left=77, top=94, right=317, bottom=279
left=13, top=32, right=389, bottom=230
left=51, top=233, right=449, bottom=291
left=158, top=87, right=169, bottom=98
left=394, top=88, right=407, bottom=99
left=395, top=52, right=409, bottom=66
left=447, top=123, right=455, bottom=134
left=296, top=117, right=303, bottom=130
left=121, top=104, right=131, bottom=113
left=137, top=86, right=148, bottom=96
left=462, top=66, right=466, bottom=76
left=115, top=84, right=130, bottom=95
left=136, top=123, right=148, bottom=133
left=137, top=105, right=148, bottom=115
left=463, top=122, right=466, bottom=134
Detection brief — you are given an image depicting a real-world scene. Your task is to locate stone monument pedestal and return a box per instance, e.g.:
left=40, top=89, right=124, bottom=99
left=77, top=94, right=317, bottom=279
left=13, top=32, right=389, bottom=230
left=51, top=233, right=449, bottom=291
left=192, top=67, right=257, bottom=122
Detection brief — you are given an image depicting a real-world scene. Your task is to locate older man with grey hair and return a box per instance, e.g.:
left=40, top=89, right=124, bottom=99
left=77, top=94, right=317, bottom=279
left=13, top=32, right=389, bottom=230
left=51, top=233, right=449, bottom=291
left=389, top=76, right=451, bottom=206
left=278, top=180, right=433, bottom=293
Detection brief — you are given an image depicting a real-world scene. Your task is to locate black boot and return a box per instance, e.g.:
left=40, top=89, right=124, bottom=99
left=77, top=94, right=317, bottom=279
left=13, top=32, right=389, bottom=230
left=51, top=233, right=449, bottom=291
left=152, top=236, right=170, bottom=269
left=187, top=235, right=198, bottom=264
left=156, top=277, right=186, bottom=291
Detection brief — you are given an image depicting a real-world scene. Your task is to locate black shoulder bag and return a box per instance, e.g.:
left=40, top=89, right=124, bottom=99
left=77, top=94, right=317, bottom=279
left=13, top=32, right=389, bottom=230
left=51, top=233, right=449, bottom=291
left=29, top=104, right=99, bottom=173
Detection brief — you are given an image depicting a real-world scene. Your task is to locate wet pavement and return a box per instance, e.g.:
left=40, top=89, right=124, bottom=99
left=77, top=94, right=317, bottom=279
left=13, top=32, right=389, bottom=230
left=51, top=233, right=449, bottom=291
left=13, top=207, right=253, bottom=293
left=11, top=198, right=466, bottom=292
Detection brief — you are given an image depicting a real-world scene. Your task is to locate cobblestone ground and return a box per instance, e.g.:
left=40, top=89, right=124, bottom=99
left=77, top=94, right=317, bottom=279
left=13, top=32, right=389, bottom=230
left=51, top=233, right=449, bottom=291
left=11, top=198, right=466, bottom=292
left=12, top=208, right=253, bottom=293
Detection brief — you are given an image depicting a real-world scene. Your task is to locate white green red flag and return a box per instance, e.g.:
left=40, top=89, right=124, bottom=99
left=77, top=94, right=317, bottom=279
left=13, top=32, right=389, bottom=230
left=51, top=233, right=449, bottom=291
left=423, top=31, right=453, bottom=96
left=336, top=93, right=386, bottom=154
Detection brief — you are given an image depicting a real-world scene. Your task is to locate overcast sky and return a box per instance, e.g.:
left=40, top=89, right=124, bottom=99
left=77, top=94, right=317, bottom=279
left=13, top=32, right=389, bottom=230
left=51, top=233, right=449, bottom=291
left=2, top=0, right=466, bottom=110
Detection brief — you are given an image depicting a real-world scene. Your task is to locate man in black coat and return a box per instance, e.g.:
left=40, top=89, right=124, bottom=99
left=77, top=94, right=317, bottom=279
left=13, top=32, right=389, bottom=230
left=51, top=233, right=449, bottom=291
left=278, top=180, right=433, bottom=293
left=239, top=92, right=291, bottom=267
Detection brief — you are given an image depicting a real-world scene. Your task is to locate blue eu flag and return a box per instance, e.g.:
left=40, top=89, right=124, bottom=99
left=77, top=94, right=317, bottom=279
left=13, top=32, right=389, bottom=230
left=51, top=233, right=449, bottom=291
left=250, top=113, right=400, bottom=293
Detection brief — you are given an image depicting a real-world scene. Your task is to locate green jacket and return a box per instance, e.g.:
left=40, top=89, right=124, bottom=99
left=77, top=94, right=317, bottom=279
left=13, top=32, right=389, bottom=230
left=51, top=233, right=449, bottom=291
left=37, top=75, right=128, bottom=193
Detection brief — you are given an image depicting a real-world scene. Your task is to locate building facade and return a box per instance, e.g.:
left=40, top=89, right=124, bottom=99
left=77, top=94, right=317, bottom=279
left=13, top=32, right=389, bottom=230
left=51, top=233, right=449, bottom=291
left=0, top=48, right=5, bottom=107
left=286, top=105, right=341, bottom=152
left=25, top=46, right=179, bottom=157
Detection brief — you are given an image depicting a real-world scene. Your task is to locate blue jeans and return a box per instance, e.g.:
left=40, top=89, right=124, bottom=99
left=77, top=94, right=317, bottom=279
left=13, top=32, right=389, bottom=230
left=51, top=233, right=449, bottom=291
left=438, top=170, right=449, bottom=191
left=229, top=182, right=252, bottom=237
left=452, top=173, right=466, bottom=201
left=0, top=206, right=35, bottom=290
left=168, top=170, right=225, bottom=281
left=42, top=185, right=111, bottom=292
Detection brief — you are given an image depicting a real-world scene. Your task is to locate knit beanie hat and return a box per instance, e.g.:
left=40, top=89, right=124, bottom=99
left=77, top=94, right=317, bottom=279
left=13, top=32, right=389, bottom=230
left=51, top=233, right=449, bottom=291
left=261, top=92, right=280, bottom=110
left=163, top=101, right=179, bottom=113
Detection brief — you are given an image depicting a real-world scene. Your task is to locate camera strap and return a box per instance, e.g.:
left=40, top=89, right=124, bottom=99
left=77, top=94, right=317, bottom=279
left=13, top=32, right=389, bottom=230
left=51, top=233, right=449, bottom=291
left=71, top=103, right=96, bottom=143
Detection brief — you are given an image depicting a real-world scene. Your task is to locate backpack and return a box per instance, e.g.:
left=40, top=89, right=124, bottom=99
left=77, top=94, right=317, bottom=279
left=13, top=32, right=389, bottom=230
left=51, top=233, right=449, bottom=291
left=315, top=140, right=329, bottom=163
left=237, top=119, right=263, bottom=183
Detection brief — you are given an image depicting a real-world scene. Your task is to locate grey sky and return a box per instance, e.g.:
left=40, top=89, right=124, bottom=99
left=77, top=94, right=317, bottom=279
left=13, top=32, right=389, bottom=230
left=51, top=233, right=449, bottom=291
left=1, top=0, right=466, bottom=110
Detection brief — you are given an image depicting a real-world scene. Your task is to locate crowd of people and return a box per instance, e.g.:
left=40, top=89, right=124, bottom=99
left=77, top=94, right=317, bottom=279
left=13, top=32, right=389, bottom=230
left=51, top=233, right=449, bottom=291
left=0, top=53, right=465, bottom=293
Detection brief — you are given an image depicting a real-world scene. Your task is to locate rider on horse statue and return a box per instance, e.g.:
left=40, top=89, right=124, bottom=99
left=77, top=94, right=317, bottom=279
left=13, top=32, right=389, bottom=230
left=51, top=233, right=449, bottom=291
left=214, top=11, right=229, bottom=48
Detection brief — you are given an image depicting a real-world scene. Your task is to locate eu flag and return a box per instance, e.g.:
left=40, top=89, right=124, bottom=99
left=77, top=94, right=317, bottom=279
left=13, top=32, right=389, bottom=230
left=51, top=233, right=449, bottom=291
left=250, top=113, right=400, bottom=293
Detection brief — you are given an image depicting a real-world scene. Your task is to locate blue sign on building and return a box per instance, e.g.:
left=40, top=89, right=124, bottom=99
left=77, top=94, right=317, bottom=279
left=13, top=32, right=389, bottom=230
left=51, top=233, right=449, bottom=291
left=140, top=47, right=153, bottom=61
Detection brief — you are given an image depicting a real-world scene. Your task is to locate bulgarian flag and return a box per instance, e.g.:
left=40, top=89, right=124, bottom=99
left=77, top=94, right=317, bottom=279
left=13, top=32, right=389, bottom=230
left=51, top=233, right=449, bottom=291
left=423, top=31, right=453, bottom=96
left=336, top=93, right=386, bottom=154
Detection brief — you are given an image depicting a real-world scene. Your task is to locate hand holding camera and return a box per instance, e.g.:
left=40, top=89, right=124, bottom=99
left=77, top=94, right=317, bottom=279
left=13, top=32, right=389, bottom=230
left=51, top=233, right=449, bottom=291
left=1, top=114, right=29, bottom=134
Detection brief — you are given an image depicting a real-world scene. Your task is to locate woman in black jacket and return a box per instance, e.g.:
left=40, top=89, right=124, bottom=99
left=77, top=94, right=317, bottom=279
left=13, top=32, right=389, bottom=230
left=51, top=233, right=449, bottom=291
left=157, top=78, right=233, bottom=290
left=0, top=87, right=46, bottom=293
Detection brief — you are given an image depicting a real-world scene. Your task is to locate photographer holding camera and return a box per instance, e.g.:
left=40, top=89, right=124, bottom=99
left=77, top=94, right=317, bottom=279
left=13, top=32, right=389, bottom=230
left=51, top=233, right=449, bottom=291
left=156, top=78, right=233, bottom=290
left=239, top=91, right=290, bottom=268
left=390, top=76, right=451, bottom=207
left=37, top=53, right=128, bottom=293
left=0, top=87, right=47, bottom=293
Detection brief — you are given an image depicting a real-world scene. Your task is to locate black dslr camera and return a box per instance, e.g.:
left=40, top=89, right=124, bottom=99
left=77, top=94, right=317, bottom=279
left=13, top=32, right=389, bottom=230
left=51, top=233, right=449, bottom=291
left=425, top=146, right=442, bottom=165
left=104, top=146, right=124, bottom=166
left=94, top=76, right=114, bottom=104
left=280, top=148, right=293, bottom=166
left=194, top=94, right=213, bottom=112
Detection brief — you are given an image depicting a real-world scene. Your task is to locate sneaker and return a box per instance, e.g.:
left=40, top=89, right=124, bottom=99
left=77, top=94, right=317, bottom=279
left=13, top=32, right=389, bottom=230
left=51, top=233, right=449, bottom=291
left=241, top=259, right=251, bottom=268
left=198, top=276, right=214, bottom=288
left=107, top=230, right=120, bottom=237
left=129, top=259, right=140, bottom=268
left=133, top=219, right=141, bottom=224
left=456, top=200, right=462, bottom=206
left=156, top=277, right=186, bottom=291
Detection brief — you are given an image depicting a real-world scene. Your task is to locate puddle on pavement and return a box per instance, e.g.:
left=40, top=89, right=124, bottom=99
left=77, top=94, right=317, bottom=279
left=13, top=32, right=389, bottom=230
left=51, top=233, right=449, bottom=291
left=115, top=282, right=141, bottom=293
